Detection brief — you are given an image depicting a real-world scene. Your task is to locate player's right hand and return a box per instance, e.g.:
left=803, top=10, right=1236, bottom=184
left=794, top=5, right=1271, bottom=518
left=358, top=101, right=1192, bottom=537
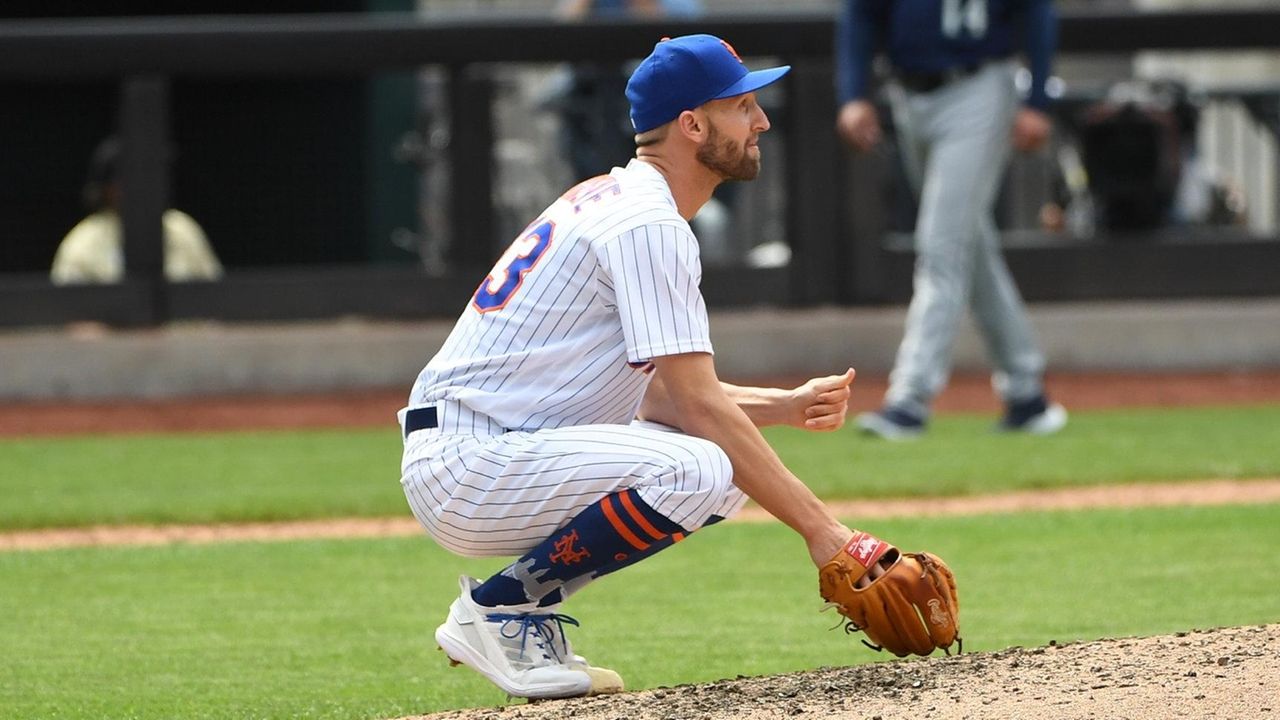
left=791, top=368, right=856, bottom=431
left=836, top=100, right=882, bottom=152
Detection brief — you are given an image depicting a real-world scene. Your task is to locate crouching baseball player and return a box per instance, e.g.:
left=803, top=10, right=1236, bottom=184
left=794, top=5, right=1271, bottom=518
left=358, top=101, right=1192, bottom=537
left=399, top=34, right=959, bottom=700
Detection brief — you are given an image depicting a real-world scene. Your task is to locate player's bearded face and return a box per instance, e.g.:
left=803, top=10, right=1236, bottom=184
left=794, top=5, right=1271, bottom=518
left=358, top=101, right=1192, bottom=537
left=696, top=120, right=760, bottom=181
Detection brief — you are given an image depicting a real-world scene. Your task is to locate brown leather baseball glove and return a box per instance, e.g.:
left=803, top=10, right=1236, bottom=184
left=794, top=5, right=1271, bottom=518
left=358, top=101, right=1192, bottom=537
left=818, top=530, right=961, bottom=657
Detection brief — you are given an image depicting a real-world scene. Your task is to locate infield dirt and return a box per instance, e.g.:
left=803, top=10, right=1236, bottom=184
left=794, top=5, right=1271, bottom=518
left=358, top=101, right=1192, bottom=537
left=410, top=624, right=1279, bottom=720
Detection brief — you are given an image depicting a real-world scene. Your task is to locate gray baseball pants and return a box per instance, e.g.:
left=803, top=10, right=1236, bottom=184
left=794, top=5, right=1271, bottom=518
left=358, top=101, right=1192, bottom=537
left=884, top=59, right=1047, bottom=418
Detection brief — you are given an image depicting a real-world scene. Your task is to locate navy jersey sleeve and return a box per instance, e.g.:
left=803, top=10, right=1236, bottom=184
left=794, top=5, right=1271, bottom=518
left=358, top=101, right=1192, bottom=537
left=836, top=0, right=888, bottom=104
left=1021, top=0, right=1057, bottom=110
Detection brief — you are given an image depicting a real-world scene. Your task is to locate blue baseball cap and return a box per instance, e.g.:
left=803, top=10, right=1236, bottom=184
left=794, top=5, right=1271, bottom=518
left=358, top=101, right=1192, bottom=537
left=626, top=34, right=791, bottom=134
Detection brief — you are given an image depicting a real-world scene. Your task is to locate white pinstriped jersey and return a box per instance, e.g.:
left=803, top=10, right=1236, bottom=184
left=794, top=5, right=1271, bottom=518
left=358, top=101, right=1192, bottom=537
left=409, top=159, right=713, bottom=431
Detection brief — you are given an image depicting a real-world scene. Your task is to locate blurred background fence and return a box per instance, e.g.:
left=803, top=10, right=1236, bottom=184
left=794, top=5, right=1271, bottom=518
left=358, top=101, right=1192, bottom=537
left=1, top=0, right=1279, bottom=329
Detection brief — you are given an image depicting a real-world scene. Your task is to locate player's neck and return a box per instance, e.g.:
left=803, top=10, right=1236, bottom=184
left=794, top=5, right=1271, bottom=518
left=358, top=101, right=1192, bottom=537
left=634, top=154, right=719, bottom=221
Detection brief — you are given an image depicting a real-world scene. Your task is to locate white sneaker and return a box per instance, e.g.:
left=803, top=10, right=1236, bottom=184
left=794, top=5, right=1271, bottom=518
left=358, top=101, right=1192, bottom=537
left=435, top=576, right=591, bottom=699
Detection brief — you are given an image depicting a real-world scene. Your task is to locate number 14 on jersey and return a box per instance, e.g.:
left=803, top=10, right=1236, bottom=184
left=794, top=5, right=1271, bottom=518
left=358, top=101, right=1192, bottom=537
left=942, top=0, right=987, bottom=38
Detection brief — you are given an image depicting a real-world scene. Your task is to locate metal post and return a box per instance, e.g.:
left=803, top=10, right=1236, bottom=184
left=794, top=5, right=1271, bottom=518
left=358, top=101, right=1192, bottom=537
left=841, top=140, right=894, bottom=303
left=784, top=58, right=843, bottom=305
left=117, top=75, right=171, bottom=326
left=446, top=62, right=496, bottom=271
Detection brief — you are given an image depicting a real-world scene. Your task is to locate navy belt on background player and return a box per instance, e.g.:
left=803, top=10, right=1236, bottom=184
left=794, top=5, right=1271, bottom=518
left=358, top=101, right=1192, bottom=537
left=896, top=57, right=1008, bottom=94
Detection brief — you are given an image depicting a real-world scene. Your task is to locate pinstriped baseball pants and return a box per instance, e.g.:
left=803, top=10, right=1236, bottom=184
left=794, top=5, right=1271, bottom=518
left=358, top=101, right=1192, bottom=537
left=400, top=418, right=744, bottom=558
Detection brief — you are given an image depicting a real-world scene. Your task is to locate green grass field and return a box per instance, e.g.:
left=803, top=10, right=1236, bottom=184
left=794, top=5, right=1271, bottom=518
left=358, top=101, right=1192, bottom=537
left=2, top=404, right=1279, bottom=719
left=2, top=405, right=1279, bottom=529
left=1, top=505, right=1276, bottom=720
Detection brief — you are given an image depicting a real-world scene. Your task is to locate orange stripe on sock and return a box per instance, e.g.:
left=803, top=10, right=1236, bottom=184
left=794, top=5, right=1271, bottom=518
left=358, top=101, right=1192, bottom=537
left=672, top=532, right=686, bottom=543
left=618, top=491, right=668, bottom=541
left=601, top=496, right=649, bottom=551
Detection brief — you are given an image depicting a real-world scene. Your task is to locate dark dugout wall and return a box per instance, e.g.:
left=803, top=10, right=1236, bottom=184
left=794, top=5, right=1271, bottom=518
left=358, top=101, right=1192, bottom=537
left=0, top=0, right=415, bottom=274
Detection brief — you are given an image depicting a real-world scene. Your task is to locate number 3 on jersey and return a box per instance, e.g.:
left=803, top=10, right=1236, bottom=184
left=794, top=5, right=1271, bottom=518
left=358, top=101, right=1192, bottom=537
left=472, top=219, right=555, bottom=312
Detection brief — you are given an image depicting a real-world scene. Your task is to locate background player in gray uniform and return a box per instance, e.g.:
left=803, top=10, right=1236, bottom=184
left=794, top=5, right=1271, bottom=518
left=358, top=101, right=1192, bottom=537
left=401, top=35, right=910, bottom=700
left=836, top=0, right=1068, bottom=439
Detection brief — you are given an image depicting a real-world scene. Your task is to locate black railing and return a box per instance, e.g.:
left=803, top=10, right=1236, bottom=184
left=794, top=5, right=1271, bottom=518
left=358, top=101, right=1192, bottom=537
left=1, top=8, right=1278, bottom=327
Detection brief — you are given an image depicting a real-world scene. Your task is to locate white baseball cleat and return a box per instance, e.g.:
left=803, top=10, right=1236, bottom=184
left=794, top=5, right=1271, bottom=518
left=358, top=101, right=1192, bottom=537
left=435, top=576, right=591, bottom=699
left=1021, top=402, right=1068, bottom=435
left=999, top=395, right=1068, bottom=435
left=856, top=406, right=926, bottom=441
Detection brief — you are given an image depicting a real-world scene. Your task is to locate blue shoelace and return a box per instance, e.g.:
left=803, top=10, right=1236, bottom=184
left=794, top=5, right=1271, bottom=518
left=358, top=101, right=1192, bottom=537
left=486, top=612, right=580, bottom=662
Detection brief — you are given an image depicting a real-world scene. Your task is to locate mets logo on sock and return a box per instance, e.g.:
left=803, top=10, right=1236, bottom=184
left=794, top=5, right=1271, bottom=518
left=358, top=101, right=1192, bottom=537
left=549, top=529, right=591, bottom=565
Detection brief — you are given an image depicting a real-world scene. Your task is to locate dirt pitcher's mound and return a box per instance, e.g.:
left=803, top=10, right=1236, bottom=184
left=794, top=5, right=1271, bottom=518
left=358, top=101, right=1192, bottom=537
left=413, top=624, right=1278, bottom=720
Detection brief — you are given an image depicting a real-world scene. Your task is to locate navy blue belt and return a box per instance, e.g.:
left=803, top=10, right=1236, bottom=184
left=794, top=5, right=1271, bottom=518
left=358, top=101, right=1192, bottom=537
left=897, top=56, right=1008, bottom=94
left=897, top=64, right=981, bottom=93
left=404, top=407, right=439, bottom=437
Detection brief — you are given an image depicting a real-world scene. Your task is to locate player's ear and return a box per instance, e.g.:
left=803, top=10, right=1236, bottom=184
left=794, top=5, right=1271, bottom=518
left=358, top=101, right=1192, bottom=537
left=675, top=108, right=707, bottom=142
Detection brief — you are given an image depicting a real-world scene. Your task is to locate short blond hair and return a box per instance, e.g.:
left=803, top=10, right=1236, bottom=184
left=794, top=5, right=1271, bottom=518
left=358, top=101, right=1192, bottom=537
left=634, top=123, right=670, bottom=147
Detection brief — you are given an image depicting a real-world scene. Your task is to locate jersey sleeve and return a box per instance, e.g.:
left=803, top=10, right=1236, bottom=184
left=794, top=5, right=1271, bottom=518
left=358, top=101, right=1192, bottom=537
left=1020, top=0, right=1057, bottom=111
left=598, top=222, right=713, bottom=364
left=836, top=0, right=882, bottom=104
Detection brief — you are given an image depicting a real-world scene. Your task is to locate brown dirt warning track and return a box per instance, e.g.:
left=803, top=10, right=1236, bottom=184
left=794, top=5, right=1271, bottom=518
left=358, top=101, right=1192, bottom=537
left=3, top=369, right=1279, bottom=437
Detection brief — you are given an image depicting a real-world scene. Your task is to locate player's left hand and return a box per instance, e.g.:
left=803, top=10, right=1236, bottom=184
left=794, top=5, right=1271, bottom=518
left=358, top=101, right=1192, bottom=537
left=1012, top=107, right=1052, bottom=152
left=790, top=368, right=855, bottom=431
